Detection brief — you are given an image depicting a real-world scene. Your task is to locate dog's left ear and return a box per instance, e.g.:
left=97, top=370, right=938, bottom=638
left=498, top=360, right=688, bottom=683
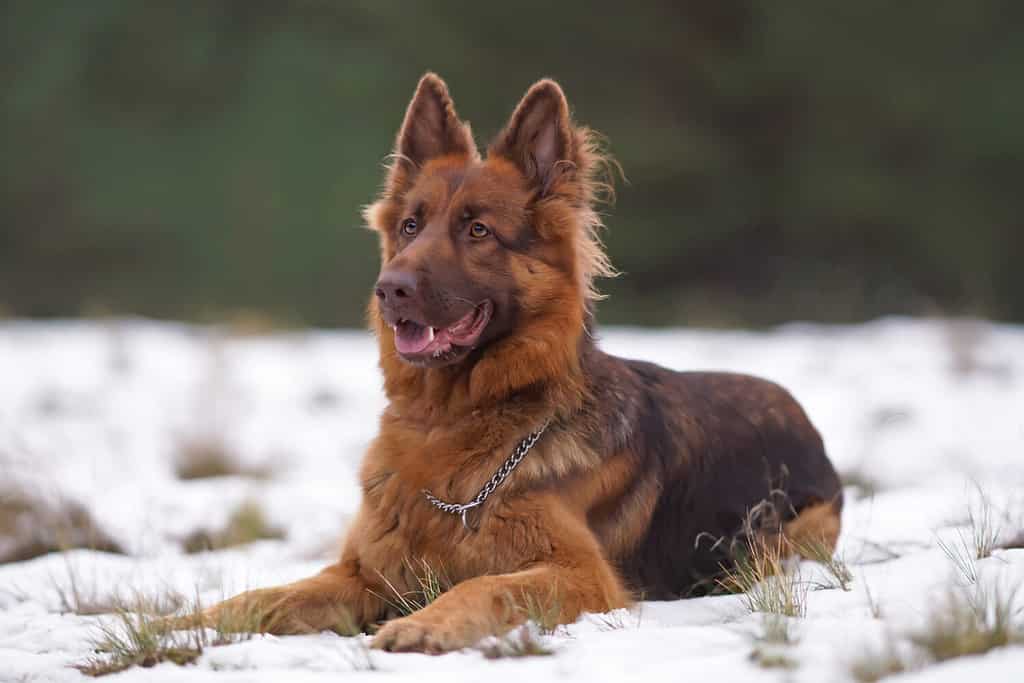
left=490, top=79, right=576, bottom=193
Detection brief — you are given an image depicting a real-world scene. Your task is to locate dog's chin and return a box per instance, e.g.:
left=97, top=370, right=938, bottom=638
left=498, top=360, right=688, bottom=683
left=390, top=301, right=493, bottom=369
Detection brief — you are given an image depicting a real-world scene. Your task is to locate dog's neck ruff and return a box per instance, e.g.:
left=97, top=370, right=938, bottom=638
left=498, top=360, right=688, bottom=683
left=422, top=421, right=549, bottom=531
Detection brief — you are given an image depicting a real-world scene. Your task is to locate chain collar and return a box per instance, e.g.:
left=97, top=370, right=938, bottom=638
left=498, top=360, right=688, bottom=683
left=422, top=421, right=549, bottom=531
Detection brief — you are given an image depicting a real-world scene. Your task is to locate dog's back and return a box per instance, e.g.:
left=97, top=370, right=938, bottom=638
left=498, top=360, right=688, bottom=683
left=578, top=348, right=843, bottom=597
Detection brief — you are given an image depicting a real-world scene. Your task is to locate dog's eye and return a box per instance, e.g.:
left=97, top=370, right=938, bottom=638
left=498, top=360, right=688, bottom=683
left=401, top=218, right=418, bottom=237
left=469, top=222, right=490, bottom=239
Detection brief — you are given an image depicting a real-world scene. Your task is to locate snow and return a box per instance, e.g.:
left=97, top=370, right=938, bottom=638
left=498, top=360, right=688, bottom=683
left=1, top=317, right=1023, bottom=682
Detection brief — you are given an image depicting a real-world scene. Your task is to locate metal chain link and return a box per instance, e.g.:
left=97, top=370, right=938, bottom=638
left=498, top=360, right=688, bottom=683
left=422, top=421, right=549, bottom=530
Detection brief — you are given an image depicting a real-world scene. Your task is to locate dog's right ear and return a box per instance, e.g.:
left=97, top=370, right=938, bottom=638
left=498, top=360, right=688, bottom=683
left=385, top=73, right=477, bottom=197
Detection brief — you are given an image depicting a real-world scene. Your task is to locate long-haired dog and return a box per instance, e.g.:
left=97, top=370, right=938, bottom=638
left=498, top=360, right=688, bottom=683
left=187, top=73, right=842, bottom=652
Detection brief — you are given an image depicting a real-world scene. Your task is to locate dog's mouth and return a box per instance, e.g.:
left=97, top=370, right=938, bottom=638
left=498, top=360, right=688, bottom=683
left=391, top=301, right=493, bottom=362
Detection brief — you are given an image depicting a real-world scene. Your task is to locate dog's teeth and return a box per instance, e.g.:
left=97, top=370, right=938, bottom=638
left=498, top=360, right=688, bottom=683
left=427, top=327, right=435, bottom=341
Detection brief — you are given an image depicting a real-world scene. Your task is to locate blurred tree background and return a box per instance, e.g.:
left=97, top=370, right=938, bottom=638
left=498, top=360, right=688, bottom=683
left=1, top=1, right=1021, bottom=328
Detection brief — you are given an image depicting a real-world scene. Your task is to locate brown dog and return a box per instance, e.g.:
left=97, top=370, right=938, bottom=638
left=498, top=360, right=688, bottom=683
left=194, top=73, right=842, bottom=653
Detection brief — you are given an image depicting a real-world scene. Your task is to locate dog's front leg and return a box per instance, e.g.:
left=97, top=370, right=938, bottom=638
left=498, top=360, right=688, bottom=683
left=371, top=506, right=630, bottom=653
left=173, top=557, right=381, bottom=635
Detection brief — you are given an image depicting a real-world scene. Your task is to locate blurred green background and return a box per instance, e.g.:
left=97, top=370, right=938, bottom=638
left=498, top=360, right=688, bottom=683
left=2, top=1, right=1021, bottom=328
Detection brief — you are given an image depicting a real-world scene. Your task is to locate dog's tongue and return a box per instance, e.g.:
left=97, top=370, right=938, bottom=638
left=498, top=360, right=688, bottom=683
left=394, top=321, right=435, bottom=355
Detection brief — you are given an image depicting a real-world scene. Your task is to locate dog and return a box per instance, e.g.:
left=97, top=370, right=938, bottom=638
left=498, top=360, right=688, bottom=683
left=191, top=73, right=843, bottom=653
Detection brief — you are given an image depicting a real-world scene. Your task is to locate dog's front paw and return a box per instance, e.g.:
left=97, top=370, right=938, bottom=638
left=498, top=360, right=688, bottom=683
left=372, top=615, right=480, bottom=654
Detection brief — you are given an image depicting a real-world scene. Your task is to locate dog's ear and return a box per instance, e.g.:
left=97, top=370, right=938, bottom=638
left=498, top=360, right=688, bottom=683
left=490, top=79, right=575, bottom=193
left=386, top=73, right=476, bottom=195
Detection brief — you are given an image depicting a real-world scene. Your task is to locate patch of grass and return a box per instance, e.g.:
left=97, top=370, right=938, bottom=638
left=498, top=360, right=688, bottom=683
left=174, top=438, right=273, bottom=481
left=369, top=558, right=451, bottom=617
left=77, top=591, right=266, bottom=677
left=718, top=536, right=807, bottom=619
left=0, top=490, right=123, bottom=564
left=52, top=559, right=185, bottom=617
left=78, top=611, right=204, bottom=675
left=849, top=581, right=1023, bottom=682
left=478, top=626, right=555, bottom=660
left=910, top=584, right=1024, bottom=663
left=848, top=642, right=912, bottom=683
left=794, top=536, right=853, bottom=591
left=937, top=485, right=1003, bottom=584
left=182, top=500, right=285, bottom=554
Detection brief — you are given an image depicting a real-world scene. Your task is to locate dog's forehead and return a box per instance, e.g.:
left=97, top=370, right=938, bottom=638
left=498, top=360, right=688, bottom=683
left=410, top=157, right=529, bottom=215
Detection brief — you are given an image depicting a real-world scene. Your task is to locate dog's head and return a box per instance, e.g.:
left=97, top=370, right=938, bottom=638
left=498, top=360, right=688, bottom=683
left=364, top=74, right=615, bottom=370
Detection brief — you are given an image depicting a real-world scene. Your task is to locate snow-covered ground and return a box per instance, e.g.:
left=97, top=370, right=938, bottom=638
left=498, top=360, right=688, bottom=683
left=1, top=318, right=1022, bottom=682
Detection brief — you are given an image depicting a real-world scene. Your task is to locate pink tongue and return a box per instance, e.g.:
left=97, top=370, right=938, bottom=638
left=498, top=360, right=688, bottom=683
left=394, top=323, right=434, bottom=354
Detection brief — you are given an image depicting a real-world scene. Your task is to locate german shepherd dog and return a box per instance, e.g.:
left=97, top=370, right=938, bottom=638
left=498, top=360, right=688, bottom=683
left=192, top=74, right=842, bottom=653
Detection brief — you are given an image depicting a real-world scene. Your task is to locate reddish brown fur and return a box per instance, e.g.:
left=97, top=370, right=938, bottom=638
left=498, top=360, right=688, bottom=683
left=188, top=73, right=842, bottom=653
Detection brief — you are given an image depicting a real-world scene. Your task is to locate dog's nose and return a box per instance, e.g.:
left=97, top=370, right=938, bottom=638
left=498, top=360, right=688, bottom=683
left=375, top=270, right=418, bottom=303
